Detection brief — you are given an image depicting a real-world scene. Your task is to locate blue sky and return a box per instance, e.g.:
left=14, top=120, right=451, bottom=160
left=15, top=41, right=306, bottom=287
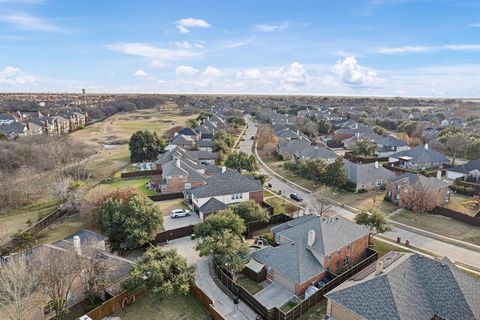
left=0, top=0, right=479, bottom=97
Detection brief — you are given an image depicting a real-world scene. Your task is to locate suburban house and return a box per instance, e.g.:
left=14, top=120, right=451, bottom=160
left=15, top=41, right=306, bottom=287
left=388, top=144, right=450, bottom=170
left=278, top=139, right=311, bottom=160
left=170, top=134, right=196, bottom=150
left=375, top=136, right=410, bottom=157
left=325, top=252, right=480, bottom=320
left=385, top=172, right=450, bottom=206
left=3, top=230, right=133, bottom=320
left=343, top=160, right=396, bottom=192
left=249, top=215, right=370, bottom=296
left=445, top=159, right=480, bottom=182
left=186, top=169, right=263, bottom=220
left=0, top=122, right=28, bottom=139
left=294, top=146, right=338, bottom=163
left=0, top=113, right=19, bottom=125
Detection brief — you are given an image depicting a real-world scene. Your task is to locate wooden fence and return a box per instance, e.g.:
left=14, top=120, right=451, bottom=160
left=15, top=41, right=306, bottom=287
left=150, top=224, right=195, bottom=245
left=273, top=249, right=378, bottom=320
left=120, top=169, right=162, bottom=178
left=431, top=206, right=480, bottom=226
left=453, top=180, right=480, bottom=196
left=344, top=152, right=388, bottom=164
left=214, top=248, right=378, bottom=320
left=245, top=213, right=292, bottom=238
left=86, top=291, right=134, bottom=320
left=382, top=164, right=443, bottom=177
left=190, top=285, right=226, bottom=320
left=148, top=192, right=184, bottom=201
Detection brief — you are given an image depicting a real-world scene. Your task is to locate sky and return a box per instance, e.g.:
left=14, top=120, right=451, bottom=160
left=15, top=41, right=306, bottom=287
left=0, top=0, right=479, bottom=97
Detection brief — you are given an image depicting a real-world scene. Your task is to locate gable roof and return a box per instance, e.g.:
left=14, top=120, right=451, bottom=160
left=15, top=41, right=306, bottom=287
left=177, top=127, right=199, bottom=136
left=199, top=197, right=228, bottom=214
left=278, top=139, right=311, bottom=154
left=253, top=215, right=369, bottom=284
left=326, top=252, right=480, bottom=320
left=295, top=146, right=338, bottom=160
left=343, top=160, right=396, bottom=185
left=190, top=169, right=262, bottom=198
left=389, top=145, right=449, bottom=164
left=387, top=172, right=449, bottom=190
left=447, top=159, right=480, bottom=174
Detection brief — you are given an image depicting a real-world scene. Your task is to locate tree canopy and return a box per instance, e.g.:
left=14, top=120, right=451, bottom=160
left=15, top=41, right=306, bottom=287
left=230, top=201, right=269, bottom=222
left=128, top=130, right=166, bottom=162
left=354, top=208, right=392, bottom=237
left=122, top=247, right=195, bottom=297
left=97, top=188, right=163, bottom=251
left=352, top=139, right=378, bottom=157
left=194, top=211, right=245, bottom=238
left=225, top=151, right=258, bottom=172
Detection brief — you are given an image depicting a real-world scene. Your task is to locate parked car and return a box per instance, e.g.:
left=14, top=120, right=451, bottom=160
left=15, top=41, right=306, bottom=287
left=290, top=193, right=304, bottom=202
left=170, top=209, right=191, bottom=218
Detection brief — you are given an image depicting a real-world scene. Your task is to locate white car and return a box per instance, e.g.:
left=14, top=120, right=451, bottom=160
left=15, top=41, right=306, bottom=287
left=170, top=209, right=191, bottom=219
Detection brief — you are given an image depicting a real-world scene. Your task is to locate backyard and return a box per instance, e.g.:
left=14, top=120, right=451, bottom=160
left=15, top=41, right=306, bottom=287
left=390, top=210, right=480, bottom=246
left=444, top=194, right=479, bottom=216
left=98, top=177, right=157, bottom=196
left=113, top=292, right=209, bottom=320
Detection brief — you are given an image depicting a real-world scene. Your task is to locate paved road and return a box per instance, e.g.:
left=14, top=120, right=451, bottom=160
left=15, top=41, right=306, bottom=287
left=163, top=237, right=259, bottom=320
left=244, top=116, right=480, bottom=269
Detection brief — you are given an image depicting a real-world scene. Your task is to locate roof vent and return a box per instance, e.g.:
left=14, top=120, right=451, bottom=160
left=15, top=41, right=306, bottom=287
left=307, top=230, right=315, bottom=246
left=375, top=260, right=384, bottom=275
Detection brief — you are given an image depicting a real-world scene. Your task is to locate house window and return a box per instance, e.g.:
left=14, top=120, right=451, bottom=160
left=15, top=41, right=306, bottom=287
left=343, top=256, right=350, bottom=268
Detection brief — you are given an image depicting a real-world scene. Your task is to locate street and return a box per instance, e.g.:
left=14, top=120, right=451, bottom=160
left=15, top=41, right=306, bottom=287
left=242, top=116, right=480, bottom=270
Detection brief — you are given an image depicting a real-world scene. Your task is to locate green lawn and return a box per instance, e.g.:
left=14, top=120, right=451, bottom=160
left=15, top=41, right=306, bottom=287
left=262, top=158, right=320, bottom=191
left=371, top=238, right=410, bottom=257
left=236, top=275, right=263, bottom=295
left=113, top=293, right=209, bottom=320
left=35, top=214, right=94, bottom=245
left=390, top=210, right=480, bottom=246
left=0, top=197, right=60, bottom=245
left=99, top=177, right=157, bottom=196
left=265, top=197, right=302, bottom=215
left=280, top=300, right=298, bottom=313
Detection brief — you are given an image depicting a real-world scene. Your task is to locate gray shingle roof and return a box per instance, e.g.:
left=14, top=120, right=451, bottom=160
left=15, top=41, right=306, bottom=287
left=343, top=160, right=396, bottom=186
left=278, top=139, right=311, bottom=154
left=253, top=215, right=369, bottom=284
left=447, top=159, right=480, bottom=174
left=199, top=197, right=228, bottom=214
left=387, top=172, right=449, bottom=190
left=389, top=145, right=449, bottom=164
left=326, top=253, right=480, bottom=320
left=190, top=169, right=262, bottom=198
left=295, top=146, right=338, bottom=160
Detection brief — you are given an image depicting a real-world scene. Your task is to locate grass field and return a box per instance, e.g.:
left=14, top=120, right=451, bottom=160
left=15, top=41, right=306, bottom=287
left=390, top=210, right=480, bottom=246
left=98, top=177, right=157, bottom=196
left=70, top=105, right=195, bottom=179
left=265, top=196, right=302, bottom=215
left=444, top=194, right=479, bottom=216
left=263, top=158, right=321, bottom=191
left=113, top=293, right=209, bottom=320
left=36, top=214, right=94, bottom=245
left=0, top=198, right=59, bottom=245
left=237, top=275, right=263, bottom=295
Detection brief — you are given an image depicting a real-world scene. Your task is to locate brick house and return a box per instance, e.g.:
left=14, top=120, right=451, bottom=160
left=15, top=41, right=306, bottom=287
left=385, top=172, right=450, bottom=207
left=186, top=169, right=264, bottom=220
left=159, top=158, right=207, bottom=194
left=250, top=215, right=370, bottom=296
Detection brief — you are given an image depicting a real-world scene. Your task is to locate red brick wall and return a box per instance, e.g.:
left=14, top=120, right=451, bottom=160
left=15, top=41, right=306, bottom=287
left=296, top=271, right=327, bottom=296
left=249, top=191, right=264, bottom=204
left=323, top=234, right=369, bottom=274
left=163, top=175, right=189, bottom=193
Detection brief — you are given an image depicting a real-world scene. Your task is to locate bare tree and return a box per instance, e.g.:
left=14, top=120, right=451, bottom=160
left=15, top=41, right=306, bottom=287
left=35, top=248, right=83, bottom=319
left=79, top=239, right=107, bottom=305
left=400, top=182, right=441, bottom=215
left=0, top=255, right=41, bottom=320
left=256, top=124, right=278, bottom=157
left=55, top=178, right=86, bottom=212
left=310, top=191, right=334, bottom=217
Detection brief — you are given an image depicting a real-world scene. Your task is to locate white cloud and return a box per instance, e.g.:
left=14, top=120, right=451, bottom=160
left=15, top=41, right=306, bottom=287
left=173, top=41, right=192, bottom=49
left=333, top=56, right=381, bottom=87
left=277, top=62, right=308, bottom=91
left=470, top=22, right=480, bottom=28
left=133, top=69, right=148, bottom=77
left=236, top=69, right=262, bottom=80
left=202, top=66, right=223, bottom=77
left=175, top=18, right=210, bottom=33
left=376, top=46, right=433, bottom=54
left=107, top=43, right=197, bottom=67
left=176, top=65, right=199, bottom=76
left=0, top=66, right=34, bottom=85
left=193, top=42, right=205, bottom=49
left=0, top=12, right=63, bottom=32
left=253, top=23, right=288, bottom=33
left=443, top=44, right=480, bottom=51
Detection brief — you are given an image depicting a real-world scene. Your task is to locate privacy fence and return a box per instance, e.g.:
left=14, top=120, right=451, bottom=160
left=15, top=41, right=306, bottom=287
left=432, top=206, right=480, bottom=227
left=213, top=248, right=378, bottom=320
left=120, top=169, right=162, bottom=178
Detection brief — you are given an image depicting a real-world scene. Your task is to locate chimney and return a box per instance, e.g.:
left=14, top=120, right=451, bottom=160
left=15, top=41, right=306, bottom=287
left=221, top=166, right=226, bottom=173
left=436, top=170, right=442, bottom=180
left=424, top=143, right=429, bottom=150
left=356, top=132, right=360, bottom=138
left=375, top=260, right=384, bottom=275
left=176, top=159, right=181, bottom=167
left=297, top=129, right=300, bottom=135
left=307, top=229, right=315, bottom=246
left=374, top=161, right=379, bottom=169
left=73, top=235, right=82, bottom=255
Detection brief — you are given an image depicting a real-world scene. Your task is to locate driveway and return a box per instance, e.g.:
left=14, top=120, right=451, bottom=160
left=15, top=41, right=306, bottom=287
left=254, top=282, right=295, bottom=310
left=161, top=237, right=259, bottom=319
left=163, top=213, right=202, bottom=230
